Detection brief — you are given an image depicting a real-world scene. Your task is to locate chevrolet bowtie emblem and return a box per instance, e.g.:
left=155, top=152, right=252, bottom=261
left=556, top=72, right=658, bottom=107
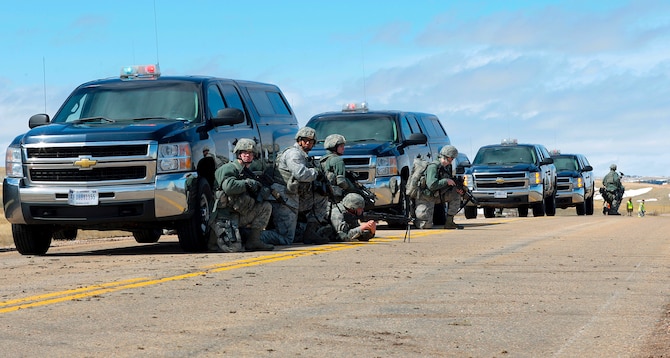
left=496, top=177, right=505, bottom=184
left=74, top=157, right=97, bottom=169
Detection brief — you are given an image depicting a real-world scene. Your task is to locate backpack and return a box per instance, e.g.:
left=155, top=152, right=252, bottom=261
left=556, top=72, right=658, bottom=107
left=406, top=157, right=433, bottom=199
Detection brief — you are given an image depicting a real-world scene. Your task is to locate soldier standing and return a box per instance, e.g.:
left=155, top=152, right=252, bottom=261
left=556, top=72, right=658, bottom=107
left=262, top=127, right=329, bottom=245
left=209, top=138, right=274, bottom=252
left=414, top=145, right=464, bottom=229
left=601, top=164, right=624, bottom=215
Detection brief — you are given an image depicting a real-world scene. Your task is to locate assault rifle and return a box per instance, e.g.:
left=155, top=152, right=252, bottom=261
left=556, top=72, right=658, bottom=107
left=454, top=176, right=478, bottom=212
left=360, top=210, right=413, bottom=242
left=241, top=166, right=286, bottom=205
left=345, top=170, right=376, bottom=209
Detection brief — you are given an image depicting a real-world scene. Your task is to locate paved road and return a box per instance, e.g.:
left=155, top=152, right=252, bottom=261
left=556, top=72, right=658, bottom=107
left=1, top=215, right=668, bottom=357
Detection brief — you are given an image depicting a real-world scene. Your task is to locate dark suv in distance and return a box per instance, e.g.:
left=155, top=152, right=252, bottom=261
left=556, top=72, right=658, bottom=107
left=464, top=140, right=557, bottom=218
left=550, top=152, right=595, bottom=215
left=306, top=102, right=461, bottom=226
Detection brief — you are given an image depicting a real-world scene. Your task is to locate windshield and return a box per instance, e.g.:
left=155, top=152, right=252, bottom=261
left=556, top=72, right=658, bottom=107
left=52, top=81, right=200, bottom=123
left=473, top=146, right=536, bottom=165
left=309, top=115, right=398, bottom=143
left=553, top=157, right=578, bottom=172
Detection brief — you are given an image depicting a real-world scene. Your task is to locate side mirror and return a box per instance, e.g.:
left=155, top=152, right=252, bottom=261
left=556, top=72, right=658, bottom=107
left=399, top=133, right=428, bottom=149
left=540, top=157, right=554, bottom=165
left=582, top=165, right=593, bottom=172
left=29, top=114, right=50, bottom=129
left=212, top=108, right=245, bottom=127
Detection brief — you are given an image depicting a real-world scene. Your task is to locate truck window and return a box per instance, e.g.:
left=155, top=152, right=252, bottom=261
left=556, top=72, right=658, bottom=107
left=311, top=115, right=397, bottom=143
left=207, top=85, right=226, bottom=118
left=54, top=82, right=200, bottom=123
left=423, top=116, right=447, bottom=138
left=220, top=84, right=246, bottom=113
left=248, top=89, right=291, bottom=116
left=553, top=157, right=578, bottom=172
left=474, top=146, right=535, bottom=165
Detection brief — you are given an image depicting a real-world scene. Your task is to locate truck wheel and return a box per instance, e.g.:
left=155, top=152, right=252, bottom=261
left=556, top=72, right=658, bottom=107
left=13, top=224, right=53, bottom=255
left=576, top=201, right=586, bottom=215
left=177, top=177, right=212, bottom=252
left=483, top=207, right=496, bottom=218
left=464, top=206, right=477, bottom=219
left=133, top=229, right=162, bottom=243
left=53, top=228, right=78, bottom=241
left=532, top=201, right=546, bottom=217
left=585, top=194, right=594, bottom=215
left=545, top=189, right=557, bottom=216
left=518, top=206, right=529, bottom=217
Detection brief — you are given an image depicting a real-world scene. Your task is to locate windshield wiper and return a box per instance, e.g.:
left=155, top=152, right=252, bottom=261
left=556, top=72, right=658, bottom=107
left=72, top=116, right=115, bottom=124
left=133, top=117, right=170, bottom=121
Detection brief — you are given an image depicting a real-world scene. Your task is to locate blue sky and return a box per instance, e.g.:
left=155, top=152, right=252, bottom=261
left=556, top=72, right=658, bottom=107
left=2, top=0, right=669, bottom=177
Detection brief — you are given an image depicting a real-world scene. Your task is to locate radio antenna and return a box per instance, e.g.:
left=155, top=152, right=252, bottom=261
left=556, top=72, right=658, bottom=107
left=153, top=0, right=160, bottom=65
left=42, top=57, right=47, bottom=113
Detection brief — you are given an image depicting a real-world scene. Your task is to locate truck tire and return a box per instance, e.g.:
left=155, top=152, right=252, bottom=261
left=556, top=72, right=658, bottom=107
left=532, top=198, right=546, bottom=217
left=518, top=206, right=529, bottom=217
left=545, top=189, right=557, bottom=216
left=576, top=201, right=586, bottom=216
left=177, top=177, right=212, bottom=252
left=13, top=224, right=53, bottom=255
left=585, top=193, right=594, bottom=215
left=133, top=229, right=162, bottom=243
left=464, top=206, right=477, bottom=219
left=483, top=207, right=496, bottom=218
left=53, top=228, right=78, bottom=241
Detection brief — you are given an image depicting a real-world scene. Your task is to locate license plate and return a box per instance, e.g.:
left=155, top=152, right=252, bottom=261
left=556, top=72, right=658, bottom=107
left=68, top=189, right=99, bottom=206
left=494, top=191, right=508, bottom=199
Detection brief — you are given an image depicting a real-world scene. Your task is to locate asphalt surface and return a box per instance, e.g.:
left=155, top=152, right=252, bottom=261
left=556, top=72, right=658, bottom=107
left=0, top=214, right=668, bottom=357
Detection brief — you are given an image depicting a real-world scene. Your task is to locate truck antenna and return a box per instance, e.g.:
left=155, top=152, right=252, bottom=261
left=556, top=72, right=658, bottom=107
left=42, top=57, right=47, bottom=113
left=153, top=0, right=160, bottom=65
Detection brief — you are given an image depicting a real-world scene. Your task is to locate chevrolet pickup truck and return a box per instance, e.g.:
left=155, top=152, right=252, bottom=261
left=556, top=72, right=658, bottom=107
left=3, top=64, right=298, bottom=255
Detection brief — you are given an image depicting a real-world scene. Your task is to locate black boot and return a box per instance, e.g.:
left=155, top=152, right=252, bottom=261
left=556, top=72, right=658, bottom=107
left=245, top=228, right=274, bottom=251
left=444, top=215, right=464, bottom=230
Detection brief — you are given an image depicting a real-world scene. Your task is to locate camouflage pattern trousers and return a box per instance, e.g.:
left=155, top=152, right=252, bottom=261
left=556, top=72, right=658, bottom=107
left=414, top=188, right=460, bottom=229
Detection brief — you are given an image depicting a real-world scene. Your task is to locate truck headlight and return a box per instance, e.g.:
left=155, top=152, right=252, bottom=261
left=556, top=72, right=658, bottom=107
left=157, top=142, right=192, bottom=173
left=5, top=146, right=23, bottom=178
left=576, top=177, right=583, bottom=188
left=532, top=172, right=541, bottom=185
left=376, top=157, right=398, bottom=176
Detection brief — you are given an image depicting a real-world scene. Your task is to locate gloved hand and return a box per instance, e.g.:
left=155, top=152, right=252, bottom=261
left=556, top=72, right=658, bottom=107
left=245, top=179, right=261, bottom=192
left=359, top=220, right=376, bottom=235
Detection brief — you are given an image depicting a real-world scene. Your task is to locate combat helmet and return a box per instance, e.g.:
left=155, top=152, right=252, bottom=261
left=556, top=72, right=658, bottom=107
left=324, top=134, right=346, bottom=150
left=610, top=164, right=617, bottom=171
left=233, top=138, right=257, bottom=154
left=295, top=127, right=317, bottom=141
left=439, top=145, right=458, bottom=159
left=342, top=193, right=365, bottom=211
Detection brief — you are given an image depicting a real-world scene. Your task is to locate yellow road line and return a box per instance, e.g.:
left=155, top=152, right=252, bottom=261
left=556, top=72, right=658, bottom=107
left=0, top=229, right=451, bottom=314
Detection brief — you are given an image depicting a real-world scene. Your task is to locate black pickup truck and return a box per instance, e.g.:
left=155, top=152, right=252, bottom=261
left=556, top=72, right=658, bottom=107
left=3, top=64, right=298, bottom=255
left=463, top=140, right=557, bottom=218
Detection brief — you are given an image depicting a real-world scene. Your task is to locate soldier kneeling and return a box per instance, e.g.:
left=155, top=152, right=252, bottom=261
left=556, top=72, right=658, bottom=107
left=209, top=138, right=274, bottom=252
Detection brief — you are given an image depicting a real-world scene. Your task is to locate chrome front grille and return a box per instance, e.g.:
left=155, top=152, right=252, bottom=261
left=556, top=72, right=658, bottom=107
left=23, top=141, right=157, bottom=184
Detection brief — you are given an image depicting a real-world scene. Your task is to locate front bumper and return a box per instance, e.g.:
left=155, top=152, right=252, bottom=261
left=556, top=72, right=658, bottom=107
left=3, top=172, right=194, bottom=227
left=468, top=184, right=544, bottom=208
left=555, top=188, right=585, bottom=208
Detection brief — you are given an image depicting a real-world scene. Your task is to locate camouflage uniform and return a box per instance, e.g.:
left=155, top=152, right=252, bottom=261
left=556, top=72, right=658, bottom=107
left=601, top=164, right=624, bottom=215
left=414, top=145, right=463, bottom=229
left=209, top=139, right=274, bottom=252
left=262, top=128, right=329, bottom=245
left=329, top=193, right=375, bottom=242
left=319, top=134, right=355, bottom=203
